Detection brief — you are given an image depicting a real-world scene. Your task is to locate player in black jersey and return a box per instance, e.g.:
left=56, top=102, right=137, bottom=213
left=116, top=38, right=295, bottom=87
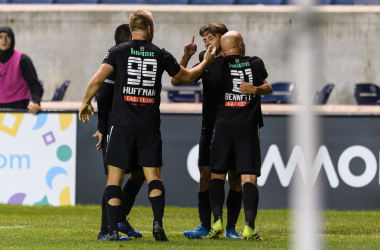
left=79, top=10, right=216, bottom=241
left=171, top=23, right=265, bottom=239
left=205, top=31, right=272, bottom=240
left=94, top=24, right=143, bottom=241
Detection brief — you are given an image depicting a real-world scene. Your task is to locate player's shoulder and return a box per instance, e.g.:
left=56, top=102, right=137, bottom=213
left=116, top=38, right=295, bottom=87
left=199, top=50, right=207, bottom=62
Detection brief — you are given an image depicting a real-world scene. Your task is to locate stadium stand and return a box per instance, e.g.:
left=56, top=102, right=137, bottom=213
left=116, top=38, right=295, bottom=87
left=54, top=0, right=98, bottom=3
left=315, top=83, right=334, bottom=105
left=354, top=83, right=380, bottom=105
left=167, top=81, right=202, bottom=103
left=99, top=0, right=142, bottom=3
left=11, top=0, right=53, bottom=3
left=145, top=0, right=188, bottom=3
left=235, top=0, right=284, bottom=4
left=52, top=80, right=70, bottom=101
left=0, top=0, right=9, bottom=2
left=261, top=82, right=297, bottom=104
left=189, top=0, right=234, bottom=4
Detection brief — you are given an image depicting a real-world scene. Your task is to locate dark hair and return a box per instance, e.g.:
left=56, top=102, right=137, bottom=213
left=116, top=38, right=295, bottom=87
left=129, top=10, right=153, bottom=33
left=199, top=23, right=228, bottom=37
left=114, top=24, right=131, bottom=45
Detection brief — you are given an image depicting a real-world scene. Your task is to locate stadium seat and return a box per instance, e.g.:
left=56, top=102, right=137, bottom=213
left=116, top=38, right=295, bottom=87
left=354, top=83, right=380, bottom=105
left=235, top=0, right=284, bottom=4
left=54, top=0, right=98, bottom=3
left=145, top=0, right=189, bottom=4
left=11, top=0, right=53, bottom=3
left=52, top=80, right=70, bottom=101
left=0, top=0, right=9, bottom=3
left=168, top=81, right=203, bottom=103
left=189, top=0, right=234, bottom=4
left=330, top=0, right=354, bottom=4
left=354, top=0, right=380, bottom=4
left=99, top=0, right=142, bottom=3
left=261, top=82, right=297, bottom=104
left=315, top=84, right=334, bottom=105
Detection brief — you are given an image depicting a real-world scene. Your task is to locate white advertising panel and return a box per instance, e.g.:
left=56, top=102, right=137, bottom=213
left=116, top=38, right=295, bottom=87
left=0, top=113, right=76, bottom=206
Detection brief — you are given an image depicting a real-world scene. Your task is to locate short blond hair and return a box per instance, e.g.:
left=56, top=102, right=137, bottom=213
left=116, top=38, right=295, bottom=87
left=129, top=10, right=154, bottom=33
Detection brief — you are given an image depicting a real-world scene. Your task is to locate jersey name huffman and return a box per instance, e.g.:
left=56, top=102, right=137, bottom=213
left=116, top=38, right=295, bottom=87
left=123, top=86, right=156, bottom=97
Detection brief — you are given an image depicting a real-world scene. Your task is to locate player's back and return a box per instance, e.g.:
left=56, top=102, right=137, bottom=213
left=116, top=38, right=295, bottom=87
left=209, top=55, right=268, bottom=127
left=102, top=40, right=180, bottom=128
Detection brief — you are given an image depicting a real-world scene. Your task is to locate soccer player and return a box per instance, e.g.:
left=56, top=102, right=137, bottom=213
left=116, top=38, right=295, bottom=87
left=94, top=24, right=143, bottom=241
left=79, top=10, right=216, bottom=241
left=205, top=31, right=272, bottom=240
left=171, top=24, right=247, bottom=239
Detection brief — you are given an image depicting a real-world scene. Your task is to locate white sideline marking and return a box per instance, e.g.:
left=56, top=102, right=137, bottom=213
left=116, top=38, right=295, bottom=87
left=0, top=226, right=26, bottom=229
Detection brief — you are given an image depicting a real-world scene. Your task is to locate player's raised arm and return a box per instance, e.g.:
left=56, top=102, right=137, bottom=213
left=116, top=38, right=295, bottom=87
left=171, top=35, right=198, bottom=86
left=79, top=63, right=114, bottom=123
left=239, top=80, right=272, bottom=96
left=173, top=45, right=215, bottom=84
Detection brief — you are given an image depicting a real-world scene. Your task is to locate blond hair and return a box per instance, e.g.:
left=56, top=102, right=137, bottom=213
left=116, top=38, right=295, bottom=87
left=129, top=10, right=154, bottom=33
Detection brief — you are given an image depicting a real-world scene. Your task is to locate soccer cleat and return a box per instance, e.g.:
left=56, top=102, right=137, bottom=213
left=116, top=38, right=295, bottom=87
left=118, top=219, right=143, bottom=238
left=207, top=219, right=224, bottom=239
left=224, top=227, right=244, bottom=239
left=97, top=231, right=132, bottom=241
left=183, top=225, right=209, bottom=239
left=242, top=225, right=262, bottom=241
left=152, top=221, right=169, bottom=241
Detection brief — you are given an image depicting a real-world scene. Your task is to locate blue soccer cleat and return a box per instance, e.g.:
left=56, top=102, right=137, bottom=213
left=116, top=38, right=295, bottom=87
left=97, top=231, right=132, bottom=241
left=118, top=219, right=143, bottom=239
left=183, top=225, right=209, bottom=239
left=224, top=227, right=244, bottom=239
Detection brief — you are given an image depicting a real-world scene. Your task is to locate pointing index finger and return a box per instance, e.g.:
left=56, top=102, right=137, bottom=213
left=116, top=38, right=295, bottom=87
left=191, top=35, right=195, bottom=44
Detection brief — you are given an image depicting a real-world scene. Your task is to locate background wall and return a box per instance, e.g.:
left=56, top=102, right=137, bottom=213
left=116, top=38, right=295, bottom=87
left=1, top=5, right=380, bottom=104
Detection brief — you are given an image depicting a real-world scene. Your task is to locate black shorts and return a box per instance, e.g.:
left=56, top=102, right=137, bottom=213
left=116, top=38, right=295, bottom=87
left=106, top=126, right=161, bottom=173
left=210, top=123, right=261, bottom=177
left=198, top=129, right=236, bottom=171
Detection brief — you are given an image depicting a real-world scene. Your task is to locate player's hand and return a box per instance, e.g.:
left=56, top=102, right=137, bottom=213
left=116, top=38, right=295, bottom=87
left=93, top=130, right=104, bottom=150
left=79, top=102, right=95, bottom=123
left=184, top=35, right=197, bottom=57
left=240, top=81, right=257, bottom=95
left=28, top=102, right=41, bottom=114
left=203, top=45, right=216, bottom=65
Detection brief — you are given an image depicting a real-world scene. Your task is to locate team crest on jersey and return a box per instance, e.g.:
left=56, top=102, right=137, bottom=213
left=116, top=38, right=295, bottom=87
left=140, top=46, right=145, bottom=52
left=235, top=59, right=239, bottom=64
left=104, top=52, right=109, bottom=59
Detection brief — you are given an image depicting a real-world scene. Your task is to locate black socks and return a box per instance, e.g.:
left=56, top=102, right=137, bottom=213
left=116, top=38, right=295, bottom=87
left=243, top=182, right=259, bottom=229
left=198, top=190, right=212, bottom=231
left=118, top=179, right=143, bottom=223
left=226, top=189, right=242, bottom=230
left=148, top=180, right=165, bottom=228
left=105, top=185, right=122, bottom=233
left=209, top=179, right=225, bottom=223
left=100, top=191, right=109, bottom=235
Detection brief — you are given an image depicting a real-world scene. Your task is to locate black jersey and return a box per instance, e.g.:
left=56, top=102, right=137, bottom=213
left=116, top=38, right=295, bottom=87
left=193, top=50, right=218, bottom=133
left=97, top=72, right=115, bottom=134
left=208, top=55, right=268, bottom=127
left=102, top=40, right=181, bottom=127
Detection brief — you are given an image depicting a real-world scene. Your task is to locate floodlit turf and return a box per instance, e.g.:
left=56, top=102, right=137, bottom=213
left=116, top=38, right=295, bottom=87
left=0, top=205, right=379, bottom=249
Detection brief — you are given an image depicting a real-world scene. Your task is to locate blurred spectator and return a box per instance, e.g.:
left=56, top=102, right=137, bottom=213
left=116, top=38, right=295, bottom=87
left=0, top=27, right=43, bottom=114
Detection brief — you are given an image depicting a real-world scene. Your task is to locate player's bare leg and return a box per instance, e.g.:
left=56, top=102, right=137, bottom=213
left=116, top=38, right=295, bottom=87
left=117, top=169, right=145, bottom=238
left=207, top=173, right=227, bottom=239
left=103, top=165, right=126, bottom=241
left=143, top=167, right=168, bottom=241
left=240, top=174, right=262, bottom=240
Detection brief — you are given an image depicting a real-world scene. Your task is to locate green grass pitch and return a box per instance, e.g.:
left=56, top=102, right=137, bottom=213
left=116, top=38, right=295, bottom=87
left=0, top=205, right=379, bottom=249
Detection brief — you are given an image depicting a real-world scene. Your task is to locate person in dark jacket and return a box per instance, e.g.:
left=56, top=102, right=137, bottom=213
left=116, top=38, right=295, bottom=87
left=0, top=27, right=43, bottom=114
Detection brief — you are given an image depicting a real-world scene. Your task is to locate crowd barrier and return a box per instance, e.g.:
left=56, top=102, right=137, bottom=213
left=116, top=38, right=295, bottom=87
left=0, top=103, right=379, bottom=210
